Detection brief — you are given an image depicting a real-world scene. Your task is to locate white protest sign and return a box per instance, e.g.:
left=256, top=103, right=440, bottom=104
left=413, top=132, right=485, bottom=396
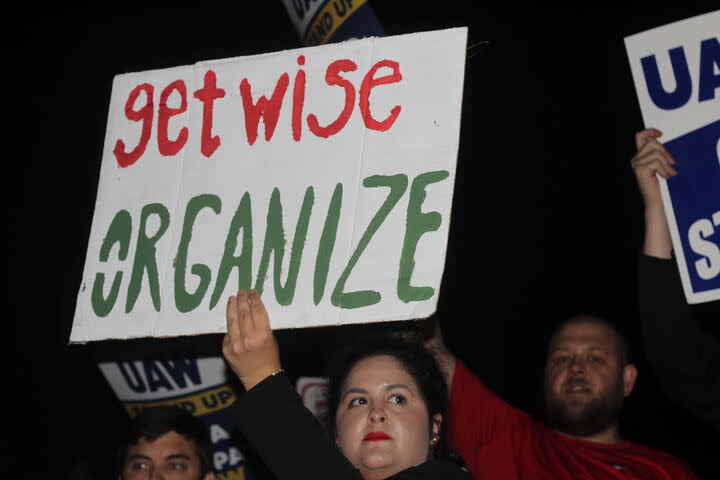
left=625, top=11, right=720, bottom=304
left=71, top=28, right=468, bottom=342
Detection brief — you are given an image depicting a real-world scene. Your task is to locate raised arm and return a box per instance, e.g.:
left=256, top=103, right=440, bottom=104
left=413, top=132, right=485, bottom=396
left=632, top=129, right=720, bottom=430
left=223, top=290, right=281, bottom=390
left=424, top=321, right=457, bottom=389
left=630, top=127, right=675, bottom=259
left=223, top=290, right=363, bottom=480
left=424, top=319, right=531, bottom=473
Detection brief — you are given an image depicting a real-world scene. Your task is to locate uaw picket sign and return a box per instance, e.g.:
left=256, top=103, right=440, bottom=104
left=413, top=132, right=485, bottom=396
left=625, top=11, right=720, bottom=303
left=98, top=357, right=248, bottom=480
left=280, top=0, right=385, bottom=46
left=71, top=28, right=468, bottom=341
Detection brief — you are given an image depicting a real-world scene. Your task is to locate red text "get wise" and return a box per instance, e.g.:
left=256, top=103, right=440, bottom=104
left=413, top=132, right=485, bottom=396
left=113, top=56, right=403, bottom=168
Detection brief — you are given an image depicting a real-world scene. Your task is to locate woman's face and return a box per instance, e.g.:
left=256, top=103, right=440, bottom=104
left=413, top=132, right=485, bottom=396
left=335, top=355, right=441, bottom=479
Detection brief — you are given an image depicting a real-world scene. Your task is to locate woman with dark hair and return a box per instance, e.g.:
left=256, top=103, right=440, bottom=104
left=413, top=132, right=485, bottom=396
left=223, top=290, right=471, bottom=480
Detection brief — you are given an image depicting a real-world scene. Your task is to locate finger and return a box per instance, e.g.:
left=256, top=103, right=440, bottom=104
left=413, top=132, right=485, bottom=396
left=642, top=138, right=676, bottom=164
left=654, top=162, right=676, bottom=179
left=635, top=139, right=673, bottom=165
left=633, top=153, right=677, bottom=178
left=632, top=147, right=674, bottom=173
left=635, top=128, right=662, bottom=150
left=633, top=149, right=676, bottom=174
left=235, top=290, right=253, bottom=335
left=226, top=295, right=242, bottom=343
left=248, top=289, right=272, bottom=332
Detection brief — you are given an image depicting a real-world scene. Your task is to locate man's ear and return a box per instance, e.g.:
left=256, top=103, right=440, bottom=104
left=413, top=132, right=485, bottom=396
left=622, top=364, right=638, bottom=397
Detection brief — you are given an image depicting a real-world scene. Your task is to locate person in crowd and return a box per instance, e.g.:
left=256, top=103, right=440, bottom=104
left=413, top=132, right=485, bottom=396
left=117, top=405, right=216, bottom=480
left=222, top=289, right=472, bottom=480
left=425, top=313, right=696, bottom=479
left=431, top=238, right=707, bottom=478
left=632, top=127, right=720, bottom=429
left=419, top=126, right=702, bottom=479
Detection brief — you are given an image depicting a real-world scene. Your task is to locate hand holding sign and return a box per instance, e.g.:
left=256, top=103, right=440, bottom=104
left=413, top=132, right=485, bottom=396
left=632, top=128, right=676, bottom=259
left=70, top=28, right=468, bottom=342
left=223, top=290, right=281, bottom=391
left=625, top=11, right=720, bottom=303
left=632, top=129, right=678, bottom=189
left=632, top=128, right=677, bottom=209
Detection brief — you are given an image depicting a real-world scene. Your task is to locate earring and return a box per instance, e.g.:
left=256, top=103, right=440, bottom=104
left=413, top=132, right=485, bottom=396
left=430, top=434, right=439, bottom=445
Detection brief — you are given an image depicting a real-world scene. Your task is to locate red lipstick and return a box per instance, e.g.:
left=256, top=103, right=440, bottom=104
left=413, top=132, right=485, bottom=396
left=363, top=432, right=392, bottom=442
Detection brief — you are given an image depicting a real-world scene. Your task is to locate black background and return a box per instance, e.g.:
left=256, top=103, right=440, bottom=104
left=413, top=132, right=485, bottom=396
left=45, top=4, right=719, bottom=479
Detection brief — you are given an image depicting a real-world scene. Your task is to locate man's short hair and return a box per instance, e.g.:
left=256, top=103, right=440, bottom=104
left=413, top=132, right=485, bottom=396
left=117, top=406, right=214, bottom=477
left=547, top=314, right=631, bottom=366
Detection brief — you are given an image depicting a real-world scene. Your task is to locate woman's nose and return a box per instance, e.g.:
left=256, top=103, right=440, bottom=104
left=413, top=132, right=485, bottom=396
left=368, top=407, right=387, bottom=423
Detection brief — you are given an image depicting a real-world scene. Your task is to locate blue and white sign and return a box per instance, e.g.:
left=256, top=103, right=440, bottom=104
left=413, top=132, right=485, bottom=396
left=99, top=357, right=258, bottom=480
left=625, top=10, right=720, bottom=304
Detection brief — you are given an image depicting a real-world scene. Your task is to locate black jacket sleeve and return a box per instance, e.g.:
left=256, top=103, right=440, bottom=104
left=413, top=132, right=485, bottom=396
left=229, top=372, right=363, bottom=480
left=638, top=254, right=720, bottom=429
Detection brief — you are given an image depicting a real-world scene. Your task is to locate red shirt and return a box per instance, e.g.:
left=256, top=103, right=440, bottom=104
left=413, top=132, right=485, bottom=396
left=449, top=360, right=697, bottom=479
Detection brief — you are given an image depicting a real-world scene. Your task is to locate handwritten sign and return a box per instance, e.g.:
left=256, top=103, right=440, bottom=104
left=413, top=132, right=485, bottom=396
left=625, top=11, right=720, bottom=303
left=70, top=28, right=468, bottom=342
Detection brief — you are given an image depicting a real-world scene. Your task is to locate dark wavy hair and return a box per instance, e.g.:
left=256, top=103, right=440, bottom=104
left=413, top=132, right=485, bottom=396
left=116, top=405, right=214, bottom=478
left=324, top=334, right=450, bottom=459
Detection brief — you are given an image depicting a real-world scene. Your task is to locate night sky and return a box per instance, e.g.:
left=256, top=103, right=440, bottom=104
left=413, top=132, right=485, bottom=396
left=46, top=4, right=718, bottom=478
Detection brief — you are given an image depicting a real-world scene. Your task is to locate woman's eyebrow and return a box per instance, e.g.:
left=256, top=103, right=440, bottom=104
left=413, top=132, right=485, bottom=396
left=342, top=384, right=416, bottom=400
left=384, top=384, right=415, bottom=395
left=342, top=387, right=368, bottom=400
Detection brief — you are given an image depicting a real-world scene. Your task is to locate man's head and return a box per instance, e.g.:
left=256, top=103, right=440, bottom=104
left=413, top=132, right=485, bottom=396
left=543, top=315, right=637, bottom=440
left=117, top=406, right=215, bottom=480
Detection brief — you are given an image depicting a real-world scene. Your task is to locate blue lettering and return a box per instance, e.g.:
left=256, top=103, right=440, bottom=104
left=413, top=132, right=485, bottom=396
left=698, top=38, right=720, bottom=102
left=202, top=392, right=219, bottom=409
left=314, top=12, right=332, bottom=39
left=218, top=389, right=234, bottom=405
left=641, top=46, right=692, bottom=110
left=333, top=0, right=347, bottom=17
left=159, top=359, right=202, bottom=388
left=143, top=361, right=173, bottom=392
left=178, top=401, right=196, bottom=413
left=118, top=362, right=146, bottom=393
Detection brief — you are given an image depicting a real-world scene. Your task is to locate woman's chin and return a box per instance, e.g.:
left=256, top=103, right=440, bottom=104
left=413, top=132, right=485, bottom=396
left=360, top=451, right=397, bottom=471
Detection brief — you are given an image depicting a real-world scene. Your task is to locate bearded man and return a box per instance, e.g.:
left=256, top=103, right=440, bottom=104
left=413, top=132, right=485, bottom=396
left=543, top=315, right=635, bottom=442
left=426, top=313, right=697, bottom=479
